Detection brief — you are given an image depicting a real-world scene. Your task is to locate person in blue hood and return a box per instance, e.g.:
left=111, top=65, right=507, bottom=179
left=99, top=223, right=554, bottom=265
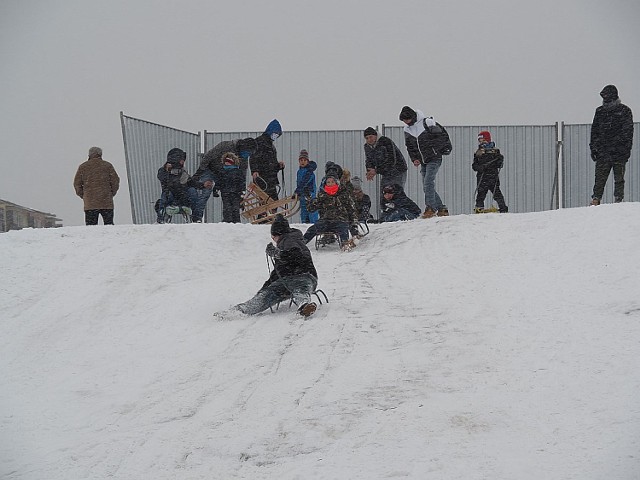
left=250, top=119, right=285, bottom=201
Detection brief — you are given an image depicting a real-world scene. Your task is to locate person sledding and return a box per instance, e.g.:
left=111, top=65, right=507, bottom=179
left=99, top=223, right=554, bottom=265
left=303, top=167, right=358, bottom=251
left=472, top=131, right=508, bottom=213
left=233, top=214, right=319, bottom=317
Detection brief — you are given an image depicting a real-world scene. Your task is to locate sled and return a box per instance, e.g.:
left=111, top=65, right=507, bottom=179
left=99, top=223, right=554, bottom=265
left=271, top=288, right=330, bottom=313
left=240, top=181, right=300, bottom=224
left=315, top=232, right=341, bottom=250
left=474, top=205, right=499, bottom=214
left=161, top=205, right=192, bottom=223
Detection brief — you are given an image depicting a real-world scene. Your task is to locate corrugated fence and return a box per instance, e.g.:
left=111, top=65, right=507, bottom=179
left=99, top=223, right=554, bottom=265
left=121, top=112, right=639, bottom=224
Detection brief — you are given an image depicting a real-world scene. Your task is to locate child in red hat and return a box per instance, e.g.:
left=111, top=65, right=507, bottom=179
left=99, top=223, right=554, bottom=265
left=472, top=131, right=508, bottom=213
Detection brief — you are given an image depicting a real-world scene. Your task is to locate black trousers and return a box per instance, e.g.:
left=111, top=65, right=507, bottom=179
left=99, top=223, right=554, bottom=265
left=221, top=193, right=242, bottom=223
left=476, top=172, right=507, bottom=211
left=593, top=161, right=625, bottom=201
left=85, top=209, right=114, bottom=225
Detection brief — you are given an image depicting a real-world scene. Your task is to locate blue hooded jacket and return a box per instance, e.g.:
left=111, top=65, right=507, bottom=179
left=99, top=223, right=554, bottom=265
left=265, top=119, right=282, bottom=137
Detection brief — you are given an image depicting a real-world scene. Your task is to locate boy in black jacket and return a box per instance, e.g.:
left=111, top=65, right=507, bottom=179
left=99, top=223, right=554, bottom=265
left=235, top=215, right=319, bottom=317
left=472, top=131, right=508, bottom=213
left=379, top=184, right=421, bottom=222
left=155, top=148, right=200, bottom=223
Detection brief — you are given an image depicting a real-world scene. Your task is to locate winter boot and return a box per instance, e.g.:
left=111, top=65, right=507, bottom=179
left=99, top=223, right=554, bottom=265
left=298, top=302, right=317, bottom=317
left=422, top=207, right=436, bottom=219
left=341, top=239, right=356, bottom=251
left=614, top=197, right=623, bottom=203
left=436, top=207, right=449, bottom=217
left=590, top=198, right=600, bottom=206
left=474, top=206, right=484, bottom=214
left=499, top=206, right=509, bottom=213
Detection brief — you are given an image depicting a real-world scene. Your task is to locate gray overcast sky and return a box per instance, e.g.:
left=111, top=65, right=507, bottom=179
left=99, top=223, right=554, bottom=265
left=1, top=0, right=638, bottom=226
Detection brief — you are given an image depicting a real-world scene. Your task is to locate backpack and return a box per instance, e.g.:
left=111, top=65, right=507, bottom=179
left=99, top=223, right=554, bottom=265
left=424, top=120, right=453, bottom=156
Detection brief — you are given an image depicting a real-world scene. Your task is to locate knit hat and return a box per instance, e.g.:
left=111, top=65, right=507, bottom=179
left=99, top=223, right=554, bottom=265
left=299, top=149, right=309, bottom=160
left=352, top=176, right=362, bottom=191
left=167, top=147, right=187, bottom=166
left=363, top=127, right=377, bottom=137
left=399, top=106, right=417, bottom=123
left=600, top=84, right=619, bottom=102
left=325, top=161, right=343, bottom=180
left=270, top=214, right=291, bottom=236
left=88, top=146, right=102, bottom=159
left=478, top=131, right=492, bottom=143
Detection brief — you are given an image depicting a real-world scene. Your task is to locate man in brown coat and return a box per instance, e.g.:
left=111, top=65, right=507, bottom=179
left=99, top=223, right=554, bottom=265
left=73, top=147, right=120, bottom=225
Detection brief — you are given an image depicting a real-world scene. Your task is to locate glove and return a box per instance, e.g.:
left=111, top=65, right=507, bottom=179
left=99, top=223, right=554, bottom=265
left=590, top=151, right=597, bottom=161
left=382, top=202, right=395, bottom=212
left=265, top=243, right=277, bottom=257
left=211, top=187, right=220, bottom=198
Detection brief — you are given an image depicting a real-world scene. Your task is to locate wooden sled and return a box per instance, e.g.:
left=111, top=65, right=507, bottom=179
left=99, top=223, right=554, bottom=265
left=240, top=182, right=300, bottom=224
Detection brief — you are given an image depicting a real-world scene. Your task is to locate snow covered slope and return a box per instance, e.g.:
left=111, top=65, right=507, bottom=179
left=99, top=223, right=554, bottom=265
left=1, top=205, right=639, bottom=479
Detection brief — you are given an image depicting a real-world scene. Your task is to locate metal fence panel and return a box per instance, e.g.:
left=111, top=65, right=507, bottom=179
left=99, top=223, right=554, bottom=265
left=562, top=123, right=640, bottom=207
left=121, top=113, right=201, bottom=224
left=383, top=124, right=559, bottom=215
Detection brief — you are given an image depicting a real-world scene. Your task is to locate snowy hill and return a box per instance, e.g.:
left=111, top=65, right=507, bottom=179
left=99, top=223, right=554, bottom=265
left=2, top=205, right=640, bottom=480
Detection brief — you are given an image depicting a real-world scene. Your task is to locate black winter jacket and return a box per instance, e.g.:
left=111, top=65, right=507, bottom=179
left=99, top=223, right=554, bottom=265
left=157, top=166, right=200, bottom=205
left=250, top=134, right=282, bottom=185
left=404, top=120, right=451, bottom=165
left=472, top=146, right=504, bottom=174
left=364, top=136, right=407, bottom=176
left=379, top=186, right=421, bottom=221
left=194, top=140, right=249, bottom=183
left=590, top=100, right=634, bottom=163
left=263, top=229, right=318, bottom=289
left=216, top=165, right=246, bottom=195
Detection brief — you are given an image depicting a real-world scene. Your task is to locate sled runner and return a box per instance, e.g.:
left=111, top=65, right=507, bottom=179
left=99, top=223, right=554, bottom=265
left=271, top=288, right=329, bottom=313
left=240, top=180, right=300, bottom=224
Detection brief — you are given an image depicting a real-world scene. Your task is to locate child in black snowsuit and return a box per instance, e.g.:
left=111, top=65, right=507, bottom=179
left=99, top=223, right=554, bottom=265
left=379, top=184, right=421, bottom=222
left=472, top=131, right=508, bottom=213
left=217, top=152, right=246, bottom=223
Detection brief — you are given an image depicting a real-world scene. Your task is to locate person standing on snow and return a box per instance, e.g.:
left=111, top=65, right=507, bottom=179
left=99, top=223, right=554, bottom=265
left=192, top=137, right=257, bottom=222
left=73, top=146, right=120, bottom=225
left=294, top=149, right=319, bottom=224
left=399, top=106, right=451, bottom=218
left=363, top=126, right=408, bottom=194
left=234, top=214, right=319, bottom=317
left=473, top=131, right=508, bottom=213
left=250, top=119, right=285, bottom=201
left=589, top=85, right=634, bottom=206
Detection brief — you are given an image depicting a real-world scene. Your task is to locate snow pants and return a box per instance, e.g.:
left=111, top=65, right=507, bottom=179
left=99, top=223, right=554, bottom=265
left=236, top=273, right=318, bottom=315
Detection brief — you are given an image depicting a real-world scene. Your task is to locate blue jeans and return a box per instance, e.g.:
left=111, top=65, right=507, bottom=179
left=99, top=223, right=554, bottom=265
left=236, top=273, right=318, bottom=315
left=420, top=160, right=444, bottom=211
left=192, top=171, right=216, bottom=221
